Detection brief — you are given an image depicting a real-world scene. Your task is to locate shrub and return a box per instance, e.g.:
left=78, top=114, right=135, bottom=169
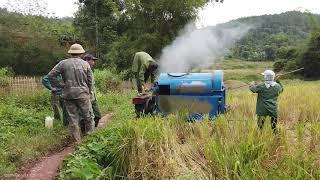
left=273, top=60, right=286, bottom=72
left=0, top=91, right=68, bottom=177
left=94, top=69, right=122, bottom=93
left=0, top=67, right=14, bottom=87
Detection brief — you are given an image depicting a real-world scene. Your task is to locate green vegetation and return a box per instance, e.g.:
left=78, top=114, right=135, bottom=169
left=1, top=8, right=319, bottom=79
left=0, top=90, right=68, bottom=178
left=0, top=67, right=13, bottom=87
left=75, top=0, right=222, bottom=73
left=94, top=69, right=123, bottom=93
left=225, top=11, right=320, bottom=79
left=0, top=0, right=319, bottom=178
left=0, top=68, right=124, bottom=178
left=59, top=79, right=320, bottom=179
left=300, top=28, right=320, bottom=79
left=228, top=11, right=319, bottom=61
left=0, top=9, right=80, bottom=75
left=201, top=59, right=274, bottom=82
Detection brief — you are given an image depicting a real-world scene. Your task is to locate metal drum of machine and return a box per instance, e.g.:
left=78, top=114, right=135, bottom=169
left=153, top=70, right=226, bottom=120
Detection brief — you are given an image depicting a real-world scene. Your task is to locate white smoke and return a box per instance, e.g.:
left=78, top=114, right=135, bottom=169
left=159, top=22, right=252, bottom=73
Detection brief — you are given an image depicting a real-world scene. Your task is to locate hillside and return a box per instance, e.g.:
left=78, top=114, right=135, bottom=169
left=220, top=11, right=320, bottom=61
left=0, top=9, right=80, bottom=75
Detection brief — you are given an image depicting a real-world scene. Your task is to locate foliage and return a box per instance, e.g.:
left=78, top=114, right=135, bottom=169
left=59, top=80, right=320, bottom=179
left=93, top=69, right=122, bottom=93
left=229, top=11, right=320, bottom=61
left=207, top=59, right=274, bottom=82
left=0, top=90, right=68, bottom=178
left=0, top=10, right=82, bottom=75
left=299, top=30, right=320, bottom=79
left=75, top=0, right=220, bottom=73
left=271, top=14, right=320, bottom=79
left=0, top=67, right=14, bottom=87
left=273, top=60, right=286, bottom=72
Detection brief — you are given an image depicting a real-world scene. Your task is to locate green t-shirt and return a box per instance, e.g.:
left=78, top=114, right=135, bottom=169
left=132, top=51, right=156, bottom=83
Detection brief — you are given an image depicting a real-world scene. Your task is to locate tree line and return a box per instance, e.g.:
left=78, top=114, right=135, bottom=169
left=0, top=2, right=319, bottom=79
left=0, top=8, right=81, bottom=75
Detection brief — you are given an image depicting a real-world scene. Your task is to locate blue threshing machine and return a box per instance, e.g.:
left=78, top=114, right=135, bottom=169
left=132, top=70, right=226, bottom=120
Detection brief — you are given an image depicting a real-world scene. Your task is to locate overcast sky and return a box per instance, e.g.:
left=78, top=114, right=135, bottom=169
left=1, top=0, right=320, bottom=26
left=198, top=0, right=320, bottom=27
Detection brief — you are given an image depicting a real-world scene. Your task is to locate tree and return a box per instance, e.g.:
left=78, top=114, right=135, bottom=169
left=0, top=11, right=80, bottom=75
left=230, top=11, right=320, bottom=61
left=300, top=31, right=320, bottom=79
left=264, top=46, right=276, bottom=60
left=75, top=0, right=222, bottom=72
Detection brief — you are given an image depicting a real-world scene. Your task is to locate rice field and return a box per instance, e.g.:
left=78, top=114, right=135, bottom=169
left=59, top=79, right=320, bottom=179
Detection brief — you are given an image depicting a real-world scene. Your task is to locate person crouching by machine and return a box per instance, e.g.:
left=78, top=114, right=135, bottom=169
left=131, top=52, right=159, bottom=117
left=131, top=51, right=159, bottom=94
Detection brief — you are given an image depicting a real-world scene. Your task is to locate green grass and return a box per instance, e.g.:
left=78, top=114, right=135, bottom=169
left=199, top=59, right=274, bottom=83
left=213, top=58, right=274, bottom=70
left=0, top=90, right=68, bottom=178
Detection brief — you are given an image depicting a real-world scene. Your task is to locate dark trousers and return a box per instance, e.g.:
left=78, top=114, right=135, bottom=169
left=258, top=116, right=278, bottom=133
left=92, top=100, right=102, bottom=127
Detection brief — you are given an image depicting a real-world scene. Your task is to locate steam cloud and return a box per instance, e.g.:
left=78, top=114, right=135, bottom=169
left=159, top=23, right=251, bottom=73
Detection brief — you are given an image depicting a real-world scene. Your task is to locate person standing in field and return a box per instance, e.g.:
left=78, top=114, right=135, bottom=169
left=132, top=51, right=158, bottom=93
left=83, top=53, right=101, bottom=127
left=249, top=70, right=283, bottom=133
left=48, top=43, right=94, bottom=144
left=42, top=61, right=68, bottom=126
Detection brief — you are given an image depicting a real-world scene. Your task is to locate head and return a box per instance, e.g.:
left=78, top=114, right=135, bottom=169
left=148, top=61, right=158, bottom=73
left=68, top=43, right=85, bottom=57
left=261, top=70, right=275, bottom=81
left=83, top=53, right=98, bottom=67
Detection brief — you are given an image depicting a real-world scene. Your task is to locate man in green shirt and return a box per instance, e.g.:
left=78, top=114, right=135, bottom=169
left=83, top=53, right=101, bottom=127
left=249, top=70, right=283, bottom=133
left=42, top=69, right=68, bottom=126
left=132, top=52, right=158, bottom=93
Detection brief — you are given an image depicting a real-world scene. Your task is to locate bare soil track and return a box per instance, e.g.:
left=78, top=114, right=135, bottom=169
left=12, top=113, right=112, bottom=180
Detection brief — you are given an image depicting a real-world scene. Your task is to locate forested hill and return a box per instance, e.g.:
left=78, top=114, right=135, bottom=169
left=220, top=11, right=320, bottom=61
left=0, top=9, right=80, bottom=75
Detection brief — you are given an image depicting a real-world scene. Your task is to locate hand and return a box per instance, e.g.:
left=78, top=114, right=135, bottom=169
left=143, top=84, right=148, bottom=92
left=59, top=83, right=65, bottom=88
left=51, top=87, right=57, bottom=93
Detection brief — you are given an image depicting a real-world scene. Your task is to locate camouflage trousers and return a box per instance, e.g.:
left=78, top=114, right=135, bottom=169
left=51, top=94, right=68, bottom=126
left=64, top=98, right=94, bottom=144
left=80, top=100, right=102, bottom=133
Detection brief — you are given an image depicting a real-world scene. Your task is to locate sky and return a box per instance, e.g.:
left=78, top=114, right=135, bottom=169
left=198, top=0, right=320, bottom=27
left=1, top=0, right=320, bottom=26
left=46, top=0, right=78, bottom=17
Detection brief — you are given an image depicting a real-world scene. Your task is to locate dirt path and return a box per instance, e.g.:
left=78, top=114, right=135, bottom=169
left=13, top=113, right=112, bottom=180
